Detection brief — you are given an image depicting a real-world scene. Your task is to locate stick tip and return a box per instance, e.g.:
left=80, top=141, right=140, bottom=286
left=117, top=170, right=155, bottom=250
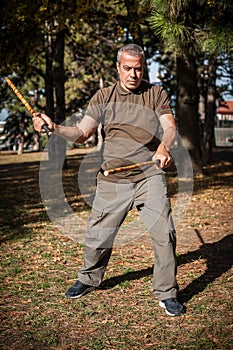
left=103, top=170, right=109, bottom=176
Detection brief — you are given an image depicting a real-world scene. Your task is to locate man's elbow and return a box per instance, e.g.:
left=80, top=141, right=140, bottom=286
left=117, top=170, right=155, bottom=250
left=75, top=128, right=97, bottom=144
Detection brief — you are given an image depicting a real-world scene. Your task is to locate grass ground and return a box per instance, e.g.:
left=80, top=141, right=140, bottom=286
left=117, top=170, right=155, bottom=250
left=0, top=148, right=232, bottom=350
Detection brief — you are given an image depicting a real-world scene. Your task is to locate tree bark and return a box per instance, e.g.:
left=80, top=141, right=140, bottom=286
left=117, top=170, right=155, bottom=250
left=17, top=114, right=25, bottom=155
left=45, top=21, right=55, bottom=119
left=54, top=30, right=65, bottom=125
left=52, top=29, right=66, bottom=170
left=202, top=56, right=217, bottom=164
left=176, top=56, right=203, bottom=176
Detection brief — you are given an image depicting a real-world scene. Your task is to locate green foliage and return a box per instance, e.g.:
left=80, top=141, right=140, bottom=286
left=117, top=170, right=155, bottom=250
left=148, top=0, right=233, bottom=57
left=1, top=0, right=159, bottom=119
left=147, top=0, right=233, bottom=168
left=64, top=2, right=121, bottom=111
left=149, top=2, right=192, bottom=54
left=1, top=0, right=231, bottom=157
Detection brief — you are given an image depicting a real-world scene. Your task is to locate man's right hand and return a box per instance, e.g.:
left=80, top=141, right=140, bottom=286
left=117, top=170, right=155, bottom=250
left=33, top=113, right=56, bottom=133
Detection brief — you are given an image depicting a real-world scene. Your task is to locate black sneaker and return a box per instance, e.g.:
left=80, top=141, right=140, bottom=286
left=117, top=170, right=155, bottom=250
left=65, top=280, right=95, bottom=299
left=159, top=298, right=185, bottom=316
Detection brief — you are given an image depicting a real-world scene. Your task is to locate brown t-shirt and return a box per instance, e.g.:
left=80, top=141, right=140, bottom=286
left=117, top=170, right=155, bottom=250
left=86, top=80, right=173, bottom=182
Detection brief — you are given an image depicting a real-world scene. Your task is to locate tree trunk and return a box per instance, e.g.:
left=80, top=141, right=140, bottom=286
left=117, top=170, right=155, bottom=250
left=202, top=57, right=217, bottom=164
left=32, top=133, right=40, bottom=151
left=176, top=56, right=203, bottom=176
left=45, top=20, right=55, bottom=161
left=124, top=0, right=149, bottom=81
left=54, top=30, right=65, bottom=125
left=45, top=20, right=55, bottom=119
left=17, top=114, right=25, bottom=155
left=52, top=29, right=66, bottom=170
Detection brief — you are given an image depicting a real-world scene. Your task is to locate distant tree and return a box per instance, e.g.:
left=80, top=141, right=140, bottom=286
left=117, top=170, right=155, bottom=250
left=0, top=0, right=165, bottom=158
left=149, top=0, right=202, bottom=174
left=148, top=0, right=233, bottom=173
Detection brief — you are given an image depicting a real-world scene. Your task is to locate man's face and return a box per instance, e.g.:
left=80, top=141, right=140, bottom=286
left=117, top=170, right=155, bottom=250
left=117, top=52, right=144, bottom=91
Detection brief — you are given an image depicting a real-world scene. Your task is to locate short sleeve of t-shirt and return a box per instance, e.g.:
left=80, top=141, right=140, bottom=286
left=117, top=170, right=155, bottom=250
left=152, top=85, right=173, bottom=118
left=85, top=92, right=103, bottom=124
left=85, top=84, right=117, bottom=124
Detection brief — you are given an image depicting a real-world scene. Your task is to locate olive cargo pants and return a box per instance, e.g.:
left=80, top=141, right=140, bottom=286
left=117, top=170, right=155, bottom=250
left=78, top=174, right=179, bottom=301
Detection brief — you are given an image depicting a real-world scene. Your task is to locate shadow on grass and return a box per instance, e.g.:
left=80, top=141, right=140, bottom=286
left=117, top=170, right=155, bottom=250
left=178, top=232, right=233, bottom=303
left=0, top=160, right=47, bottom=242
left=0, top=154, right=86, bottom=243
left=100, top=233, right=233, bottom=304
left=0, top=149, right=232, bottom=241
left=100, top=266, right=153, bottom=290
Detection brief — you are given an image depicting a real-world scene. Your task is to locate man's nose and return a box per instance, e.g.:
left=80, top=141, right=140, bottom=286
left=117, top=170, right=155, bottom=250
left=130, top=68, right=136, bottom=77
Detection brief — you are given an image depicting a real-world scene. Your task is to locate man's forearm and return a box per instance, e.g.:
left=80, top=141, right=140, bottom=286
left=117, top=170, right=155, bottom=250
left=160, top=126, right=177, bottom=152
left=158, top=114, right=177, bottom=152
left=53, top=115, right=98, bottom=144
left=54, top=124, right=85, bottom=143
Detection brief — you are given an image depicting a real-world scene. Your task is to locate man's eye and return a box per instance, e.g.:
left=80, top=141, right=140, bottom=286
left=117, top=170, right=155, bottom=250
left=123, top=66, right=142, bottom=72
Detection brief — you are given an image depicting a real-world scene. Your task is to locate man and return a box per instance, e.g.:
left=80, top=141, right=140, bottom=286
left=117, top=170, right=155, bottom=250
left=33, top=44, right=184, bottom=317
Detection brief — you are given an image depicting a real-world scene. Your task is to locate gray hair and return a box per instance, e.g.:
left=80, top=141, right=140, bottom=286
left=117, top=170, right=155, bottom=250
left=117, top=44, right=145, bottom=63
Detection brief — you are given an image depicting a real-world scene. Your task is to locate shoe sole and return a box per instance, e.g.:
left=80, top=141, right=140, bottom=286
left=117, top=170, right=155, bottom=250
left=65, top=286, right=95, bottom=299
left=159, top=301, right=184, bottom=317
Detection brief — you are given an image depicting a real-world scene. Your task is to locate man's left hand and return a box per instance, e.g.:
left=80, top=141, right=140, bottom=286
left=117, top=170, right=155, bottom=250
left=152, top=143, right=173, bottom=169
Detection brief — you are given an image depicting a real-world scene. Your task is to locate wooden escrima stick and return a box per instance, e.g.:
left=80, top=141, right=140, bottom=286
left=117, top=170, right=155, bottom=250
left=103, top=160, right=160, bottom=176
left=5, top=77, right=52, bottom=136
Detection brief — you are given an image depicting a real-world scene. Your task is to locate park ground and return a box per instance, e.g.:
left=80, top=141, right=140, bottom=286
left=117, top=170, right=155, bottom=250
left=0, top=147, right=232, bottom=349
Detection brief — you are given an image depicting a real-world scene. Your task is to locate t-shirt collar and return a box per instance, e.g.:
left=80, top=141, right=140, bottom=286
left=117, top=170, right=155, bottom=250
left=116, top=81, right=144, bottom=95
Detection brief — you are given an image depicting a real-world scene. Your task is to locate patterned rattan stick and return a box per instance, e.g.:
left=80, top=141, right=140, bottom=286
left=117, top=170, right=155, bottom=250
left=5, top=77, right=52, bottom=136
left=103, top=160, right=160, bottom=176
